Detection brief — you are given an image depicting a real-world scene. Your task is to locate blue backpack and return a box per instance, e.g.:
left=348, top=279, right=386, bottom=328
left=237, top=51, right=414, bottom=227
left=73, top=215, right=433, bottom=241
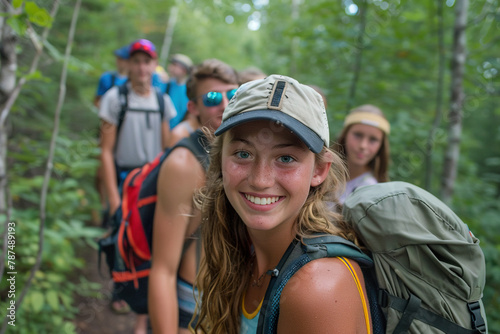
left=257, top=182, right=487, bottom=334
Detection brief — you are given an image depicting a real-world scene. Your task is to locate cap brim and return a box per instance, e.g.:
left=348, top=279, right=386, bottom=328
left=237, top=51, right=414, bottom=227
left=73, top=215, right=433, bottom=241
left=214, top=109, right=324, bottom=153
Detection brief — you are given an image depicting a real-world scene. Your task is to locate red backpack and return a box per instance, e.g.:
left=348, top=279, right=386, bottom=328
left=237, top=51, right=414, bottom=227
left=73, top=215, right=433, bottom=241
left=98, top=130, right=209, bottom=314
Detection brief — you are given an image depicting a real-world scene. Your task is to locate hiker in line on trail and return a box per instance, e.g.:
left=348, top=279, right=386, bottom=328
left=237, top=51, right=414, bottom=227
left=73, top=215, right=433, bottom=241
left=308, top=84, right=328, bottom=111
left=99, top=38, right=176, bottom=333
left=93, top=45, right=130, bottom=226
left=94, top=41, right=173, bottom=226
left=165, top=57, right=233, bottom=148
left=99, top=38, right=176, bottom=218
left=193, top=74, right=372, bottom=333
left=164, top=53, right=193, bottom=129
left=238, top=66, right=266, bottom=85
left=148, top=59, right=239, bottom=334
left=94, top=45, right=130, bottom=108
left=332, top=104, right=391, bottom=204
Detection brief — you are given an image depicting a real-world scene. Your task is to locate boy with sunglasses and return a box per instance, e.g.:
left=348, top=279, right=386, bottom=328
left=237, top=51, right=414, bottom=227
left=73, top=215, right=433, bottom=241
left=148, top=59, right=239, bottom=333
left=167, top=68, right=238, bottom=147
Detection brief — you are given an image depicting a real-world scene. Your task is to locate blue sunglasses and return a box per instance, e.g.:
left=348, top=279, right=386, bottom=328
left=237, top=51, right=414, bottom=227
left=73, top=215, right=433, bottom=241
left=200, top=88, right=238, bottom=107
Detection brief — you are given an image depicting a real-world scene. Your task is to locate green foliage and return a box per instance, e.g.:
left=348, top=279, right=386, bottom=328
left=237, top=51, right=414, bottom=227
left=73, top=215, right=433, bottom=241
left=1, top=131, right=103, bottom=332
left=6, top=1, right=52, bottom=36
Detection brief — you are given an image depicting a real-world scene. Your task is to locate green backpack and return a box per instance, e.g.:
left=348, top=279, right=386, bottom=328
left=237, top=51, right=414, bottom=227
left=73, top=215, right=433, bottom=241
left=258, top=181, right=487, bottom=333
left=343, top=181, right=487, bottom=333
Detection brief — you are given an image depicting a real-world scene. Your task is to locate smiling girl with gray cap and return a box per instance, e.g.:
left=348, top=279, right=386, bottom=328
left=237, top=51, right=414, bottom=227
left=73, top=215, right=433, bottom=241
left=193, top=74, right=373, bottom=334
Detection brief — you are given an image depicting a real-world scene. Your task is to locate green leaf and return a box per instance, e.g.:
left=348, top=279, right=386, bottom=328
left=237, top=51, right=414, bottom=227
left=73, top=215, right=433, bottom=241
left=13, top=0, right=23, bottom=9
left=46, top=290, right=60, bottom=310
left=63, top=322, right=77, bottom=334
left=30, top=290, right=45, bottom=313
left=24, top=1, right=40, bottom=16
left=25, top=70, right=50, bottom=82
left=25, top=1, right=52, bottom=27
left=60, top=293, right=73, bottom=309
left=6, top=15, right=27, bottom=36
left=53, top=315, right=63, bottom=327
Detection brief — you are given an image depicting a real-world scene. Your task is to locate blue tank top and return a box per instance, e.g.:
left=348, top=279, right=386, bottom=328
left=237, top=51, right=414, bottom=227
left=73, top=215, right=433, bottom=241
left=240, top=293, right=262, bottom=334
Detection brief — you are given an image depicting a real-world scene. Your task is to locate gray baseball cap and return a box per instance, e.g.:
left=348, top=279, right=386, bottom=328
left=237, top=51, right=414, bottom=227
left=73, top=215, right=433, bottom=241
left=214, top=74, right=329, bottom=153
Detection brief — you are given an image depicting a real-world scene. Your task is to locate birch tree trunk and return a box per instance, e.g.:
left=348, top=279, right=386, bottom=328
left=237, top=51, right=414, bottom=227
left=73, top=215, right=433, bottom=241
left=0, top=0, right=17, bottom=281
left=289, top=0, right=301, bottom=77
left=441, top=0, right=469, bottom=204
left=0, top=0, right=79, bottom=331
left=0, top=0, right=59, bottom=290
left=159, top=4, right=179, bottom=69
left=424, top=0, right=445, bottom=190
left=0, top=0, right=16, bottom=221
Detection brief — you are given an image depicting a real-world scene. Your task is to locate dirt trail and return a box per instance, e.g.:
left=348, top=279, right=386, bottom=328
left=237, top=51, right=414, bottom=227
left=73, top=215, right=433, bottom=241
left=73, top=244, right=138, bottom=334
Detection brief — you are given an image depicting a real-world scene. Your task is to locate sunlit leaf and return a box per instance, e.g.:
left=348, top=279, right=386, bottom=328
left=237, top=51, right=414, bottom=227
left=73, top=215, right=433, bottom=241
left=30, top=290, right=45, bottom=313
left=13, top=0, right=23, bottom=9
left=25, top=1, right=52, bottom=27
left=46, top=290, right=60, bottom=310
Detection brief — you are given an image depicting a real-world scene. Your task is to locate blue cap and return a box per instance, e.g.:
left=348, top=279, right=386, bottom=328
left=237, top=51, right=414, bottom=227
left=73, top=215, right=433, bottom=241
left=113, top=45, right=130, bottom=60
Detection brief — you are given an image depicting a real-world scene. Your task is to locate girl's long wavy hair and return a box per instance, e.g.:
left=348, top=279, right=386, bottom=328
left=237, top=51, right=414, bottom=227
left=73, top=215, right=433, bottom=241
left=332, top=105, right=390, bottom=182
left=193, top=128, right=361, bottom=334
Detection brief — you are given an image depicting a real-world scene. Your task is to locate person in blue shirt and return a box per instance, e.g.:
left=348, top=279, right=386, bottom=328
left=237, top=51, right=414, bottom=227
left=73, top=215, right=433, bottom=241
left=165, top=53, right=193, bottom=129
left=94, top=45, right=130, bottom=107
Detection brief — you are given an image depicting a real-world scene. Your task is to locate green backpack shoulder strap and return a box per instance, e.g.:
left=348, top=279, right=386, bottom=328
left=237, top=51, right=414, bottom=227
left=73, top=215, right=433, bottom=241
left=256, top=235, right=373, bottom=334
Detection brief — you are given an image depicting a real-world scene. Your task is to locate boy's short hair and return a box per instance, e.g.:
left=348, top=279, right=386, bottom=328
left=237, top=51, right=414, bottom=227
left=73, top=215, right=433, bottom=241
left=186, top=59, right=239, bottom=101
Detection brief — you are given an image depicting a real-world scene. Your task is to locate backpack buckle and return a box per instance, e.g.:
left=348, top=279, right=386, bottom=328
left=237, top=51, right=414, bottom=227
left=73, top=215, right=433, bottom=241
left=467, top=301, right=486, bottom=333
left=377, top=289, right=389, bottom=308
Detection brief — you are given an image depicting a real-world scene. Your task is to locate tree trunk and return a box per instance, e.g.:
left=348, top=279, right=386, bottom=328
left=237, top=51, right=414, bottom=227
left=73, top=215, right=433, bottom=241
left=0, top=1, right=60, bottom=331
left=0, top=0, right=16, bottom=281
left=424, top=0, right=445, bottom=191
left=0, top=0, right=16, bottom=212
left=0, top=0, right=79, bottom=332
left=289, top=0, right=301, bottom=77
left=441, top=0, right=469, bottom=204
left=345, top=0, right=368, bottom=113
left=159, top=4, right=179, bottom=69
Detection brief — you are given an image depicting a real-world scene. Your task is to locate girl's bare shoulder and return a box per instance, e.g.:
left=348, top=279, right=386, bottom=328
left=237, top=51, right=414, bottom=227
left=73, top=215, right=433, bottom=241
left=278, top=257, right=370, bottom=334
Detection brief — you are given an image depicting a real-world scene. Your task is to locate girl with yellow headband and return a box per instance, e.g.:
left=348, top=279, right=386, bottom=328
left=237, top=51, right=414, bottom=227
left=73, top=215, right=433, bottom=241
left=333, top=104, right=391, bottom=204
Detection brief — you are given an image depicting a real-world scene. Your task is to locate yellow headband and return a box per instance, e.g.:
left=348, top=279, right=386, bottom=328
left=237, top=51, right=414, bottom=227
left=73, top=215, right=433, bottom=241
left=343, top=112, right=390, bottom=135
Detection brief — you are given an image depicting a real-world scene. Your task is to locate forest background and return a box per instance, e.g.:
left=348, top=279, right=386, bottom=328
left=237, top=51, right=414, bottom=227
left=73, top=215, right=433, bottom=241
left=0, top=0, right=499, bottom=333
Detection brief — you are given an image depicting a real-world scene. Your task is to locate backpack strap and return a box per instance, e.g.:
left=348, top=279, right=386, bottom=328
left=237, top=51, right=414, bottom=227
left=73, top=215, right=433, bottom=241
left=257, top=235, right=372, bottom=334
left=379, top=291, right=486, bottom=334
left=167, top=129, right=209, bottom=171
left=155, top=87, right=165, bottom=121
left=164, top=129, right=209, bottom=272
left=110, top=71, right=117, bottom=87
left=116, top=82, right=129, bottom=136
left=116, top=83, right=165, bottom=135
left=165, top=81, right=171, bottom=96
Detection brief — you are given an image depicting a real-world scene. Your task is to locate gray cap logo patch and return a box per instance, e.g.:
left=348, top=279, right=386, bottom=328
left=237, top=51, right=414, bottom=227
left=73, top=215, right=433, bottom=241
left=268, top=80, right=287, bottom=110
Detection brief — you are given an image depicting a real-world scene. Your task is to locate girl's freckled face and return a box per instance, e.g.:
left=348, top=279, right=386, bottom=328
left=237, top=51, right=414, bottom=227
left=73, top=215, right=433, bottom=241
left=221, top=120, right=320, bottom=232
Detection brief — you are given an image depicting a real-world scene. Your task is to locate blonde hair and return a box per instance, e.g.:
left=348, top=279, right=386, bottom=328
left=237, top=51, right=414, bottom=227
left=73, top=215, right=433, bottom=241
left=193, top=129, right=360, bottom=333
left=333, top=104, right=391, bottom=182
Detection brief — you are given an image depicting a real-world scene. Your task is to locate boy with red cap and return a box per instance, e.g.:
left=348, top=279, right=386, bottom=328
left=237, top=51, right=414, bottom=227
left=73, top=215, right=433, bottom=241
left=99, top=39, right=177, bottom=334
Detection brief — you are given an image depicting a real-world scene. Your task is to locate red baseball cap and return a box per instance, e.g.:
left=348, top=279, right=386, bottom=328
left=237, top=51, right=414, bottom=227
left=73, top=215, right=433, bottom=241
left=129, top=39, right=157, bottom=59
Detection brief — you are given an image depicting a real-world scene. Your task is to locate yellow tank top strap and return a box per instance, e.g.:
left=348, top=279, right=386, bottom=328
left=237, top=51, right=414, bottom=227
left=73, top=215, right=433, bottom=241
left=338, top=256, right=371, bottom=334
left=241, top=291, right=264, bottom=320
